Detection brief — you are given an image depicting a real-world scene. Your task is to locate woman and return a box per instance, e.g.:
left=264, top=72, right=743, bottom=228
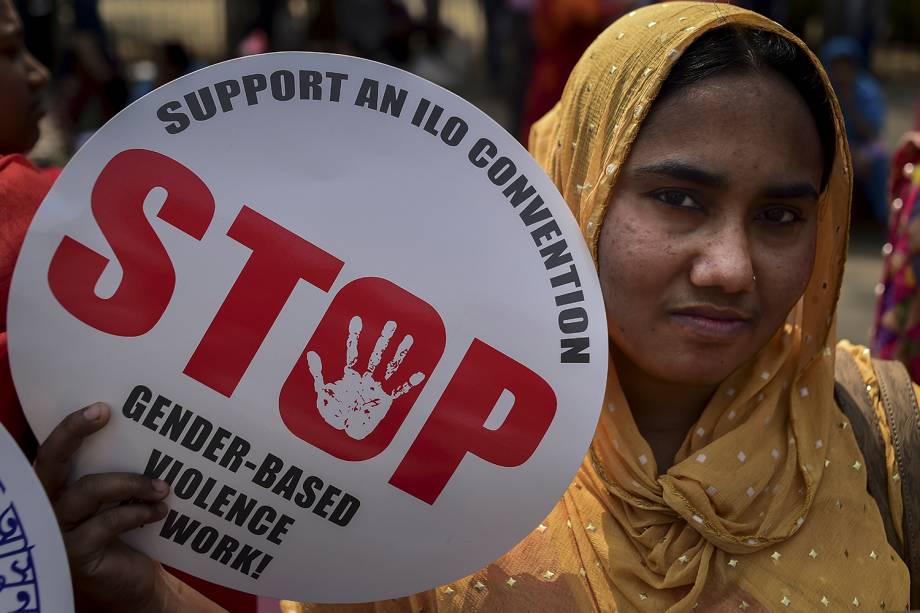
left=35, top=2, right=915, bottom=611
left=0, top=0, right=54, bottom=458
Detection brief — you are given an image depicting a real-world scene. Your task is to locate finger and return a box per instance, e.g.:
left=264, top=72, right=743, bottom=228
left=306, top=351, right=326, bottom=392
left=55, top=473, right=169, bottom=530
left=345, top=316, right=362, bottom=368
left=366, top=320, right=397, bottom=376
left=33, top=403, right=110, bottom=499
left=391, top=371, right=426, bottom=399
left=384, top=334, right=414, bottom=380
left=66, top=502, right=168, bottom=565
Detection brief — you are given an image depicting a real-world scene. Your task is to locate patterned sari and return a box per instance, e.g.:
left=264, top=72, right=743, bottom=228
left=872, top=133, right=920, bottom=381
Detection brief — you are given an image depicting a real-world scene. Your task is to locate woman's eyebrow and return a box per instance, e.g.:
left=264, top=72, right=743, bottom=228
left=632, top=160, right=728, bottom=188
left=632, top=160, right=819, bottom=200
left=759, top=182, right=819, bottom=201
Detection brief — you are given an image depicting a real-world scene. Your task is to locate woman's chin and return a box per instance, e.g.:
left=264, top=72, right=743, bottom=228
left=641, top=354, right=748, bottom=388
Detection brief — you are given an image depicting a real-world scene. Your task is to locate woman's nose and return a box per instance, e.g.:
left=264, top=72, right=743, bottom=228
left=689, top=224, right=755, bottom=294
left=25, top=51, right=50, bottom=91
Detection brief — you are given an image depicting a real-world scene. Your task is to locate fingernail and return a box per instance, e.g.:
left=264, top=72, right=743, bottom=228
left=156, top=502, right=169, bottom=515
left=152, top=479, right=169, bottom=494
left=83, top=404, right=102, bottom=421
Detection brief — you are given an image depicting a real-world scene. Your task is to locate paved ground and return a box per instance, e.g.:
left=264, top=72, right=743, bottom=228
left=838, top=223, right=886, bottom=345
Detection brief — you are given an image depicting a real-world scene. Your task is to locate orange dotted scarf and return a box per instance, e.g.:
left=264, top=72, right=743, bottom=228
left=286, top=3, right=910, bottom=611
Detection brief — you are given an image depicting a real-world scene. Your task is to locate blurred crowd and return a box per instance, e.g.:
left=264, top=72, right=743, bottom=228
left=12, top=0, right=920, bottom=370
left=12, top=0, right=920, bottom=226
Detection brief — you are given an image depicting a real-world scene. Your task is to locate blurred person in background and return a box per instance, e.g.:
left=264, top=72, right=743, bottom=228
left=481, top=0, right=535, bottom=140
left=154, top=41, right=192, bottom=89
left=237, top=0, right=280, bottom=56
left=423, top=0, right=442, bottom=52
left=55, top=0, right=129, bottom=152
left=304, top=0, right=344, bottom=54
left=872, top=134, right=920, bottom=381
left=482, top=0, right=513, bottom=83
left=518, top=0, right=632, bottom=142
left=822, top=36, right=888, bottom=224
left=126, top=41, right=196, bottom=104
left=333, top=0, right=414, bottom=65
left=823, top=0, right=888, bottom=60
left=0, top=0, right=54, bottom=456
left=0, top=1, right=259, bottom=609
left=301, top=0, right=417, bottom=66
left=309, top=0, right=465, bottom=88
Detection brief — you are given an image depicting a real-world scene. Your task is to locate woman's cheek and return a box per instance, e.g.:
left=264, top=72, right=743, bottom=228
left=759, top=243, right=815, bottom=329
left=598, top=204, right=677, bottom=337
left=601, top=250, right=665, bottom=343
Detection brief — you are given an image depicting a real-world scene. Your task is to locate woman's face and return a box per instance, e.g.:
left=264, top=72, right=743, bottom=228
left=0, top=0, right=48, bottom=154
left=598, top=69, right=823, bottom=387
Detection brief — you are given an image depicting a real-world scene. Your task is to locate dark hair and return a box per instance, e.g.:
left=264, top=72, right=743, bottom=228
left=657, top=26, right=837, bottom=188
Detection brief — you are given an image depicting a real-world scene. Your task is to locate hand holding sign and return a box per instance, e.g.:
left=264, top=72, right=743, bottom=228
left=32, top=404, right=169, bottom=612
left=307, top=316, right=426, bottom=440
left=32, top=405, right=224, bottom=613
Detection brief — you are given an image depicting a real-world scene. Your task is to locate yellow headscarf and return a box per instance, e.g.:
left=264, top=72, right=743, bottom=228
left=285, top=3, right=910, bottom=611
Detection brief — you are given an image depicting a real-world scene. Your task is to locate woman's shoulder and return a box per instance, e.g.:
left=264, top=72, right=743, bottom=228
left=0, top=153, right=59, bottom=234
left=834, top=339, right=916, bottom=549
left=0, top=153, right=60, bottom=184
left=835, top=339, right=920, bottom=412
left=836, top=340, right=873, bottom=369
left=833, top=340, right=912, bottom=398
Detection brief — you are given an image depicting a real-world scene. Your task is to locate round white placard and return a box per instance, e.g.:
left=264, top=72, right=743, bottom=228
left=0, top=424, right=74, bottom=612
left=9, top=52, right=607, bottom=602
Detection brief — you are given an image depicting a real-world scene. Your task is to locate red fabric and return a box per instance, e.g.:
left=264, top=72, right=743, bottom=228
left=519, top=0, right=631, bottom=143
left=0, top=154, right=257, bottom=612
left=0, top=154, right=56, bottom=454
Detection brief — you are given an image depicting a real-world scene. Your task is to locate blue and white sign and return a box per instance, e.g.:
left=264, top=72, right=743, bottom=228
left=0, top=424, right=73, bottom=613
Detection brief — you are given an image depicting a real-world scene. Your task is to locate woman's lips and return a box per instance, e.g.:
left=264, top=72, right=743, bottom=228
left=670, top=309, right=753, bottom=341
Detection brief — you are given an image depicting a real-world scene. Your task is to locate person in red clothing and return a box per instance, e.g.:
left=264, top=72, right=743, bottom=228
left=0, top=0, right=54, bottom=456
left=0, top=1, right=255, bottom=610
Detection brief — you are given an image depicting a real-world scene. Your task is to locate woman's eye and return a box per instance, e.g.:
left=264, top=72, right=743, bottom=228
left=761, top=207, right=801, bottom=224
left=654, top=190, right=698, bottom=210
